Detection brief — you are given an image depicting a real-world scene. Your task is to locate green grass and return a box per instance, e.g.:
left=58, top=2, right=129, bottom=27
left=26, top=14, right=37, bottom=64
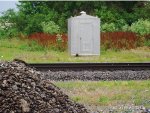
left=52, top=80, right=150, bottom=107
left=0, top=38, right=150, bottom=63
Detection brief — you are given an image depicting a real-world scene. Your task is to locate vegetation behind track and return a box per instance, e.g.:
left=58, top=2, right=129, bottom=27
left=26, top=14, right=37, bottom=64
left=0, top=1, right=150, bottom=50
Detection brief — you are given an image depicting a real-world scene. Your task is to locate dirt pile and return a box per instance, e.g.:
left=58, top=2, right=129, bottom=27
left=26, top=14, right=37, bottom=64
left=0, top=61, right=88, bottom=113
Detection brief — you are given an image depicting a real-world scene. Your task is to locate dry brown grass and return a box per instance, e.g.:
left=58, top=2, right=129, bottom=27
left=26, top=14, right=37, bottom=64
left=53, top=81, right=150, bottom=107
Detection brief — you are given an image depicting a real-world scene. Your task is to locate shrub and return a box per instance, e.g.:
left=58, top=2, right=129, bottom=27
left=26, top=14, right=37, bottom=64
left=28, top=33, right=67, bottom=51
left=41, top=21, right=60, bottom=34
left=0, top=27, right=18, bottom=39
left=144, top=40, right=150, bottom=47
left=122, top=24, right=130, bottom=32
left=101, top=23, right=118, bottom=32
left=144, top=34, right=150, bottom=40
left=5, top=28, right=18, bottom=38
left=115, top=19, right=127, bottom=30
left=144, top=34, right=150, bottom=47
left=0, top=28, right=6, bottom=39
left=130, top=19, right=150, bottom=36
left=101, top=32, right=138, bottom=49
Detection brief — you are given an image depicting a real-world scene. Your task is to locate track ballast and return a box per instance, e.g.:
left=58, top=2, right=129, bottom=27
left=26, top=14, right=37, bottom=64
left=27, top=63, right=150, bottom=81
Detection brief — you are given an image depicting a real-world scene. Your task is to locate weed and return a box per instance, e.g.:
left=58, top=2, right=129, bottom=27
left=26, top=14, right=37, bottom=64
left=144, top=39, right=150, bottom=47
left=72, top=96, right=82, bottom=102
left=28, top=33, right=67, bottom=51
left=101, top=32, right=138, bottom=49
left=98, top=96, right=110, bottom=105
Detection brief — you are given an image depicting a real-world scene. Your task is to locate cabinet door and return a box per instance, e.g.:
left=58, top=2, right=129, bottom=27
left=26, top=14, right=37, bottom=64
left=79, top=22, right=93, bottom=55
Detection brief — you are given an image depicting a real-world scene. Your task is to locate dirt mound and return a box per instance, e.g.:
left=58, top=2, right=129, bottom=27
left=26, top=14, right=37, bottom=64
left=0, top=61, right=88, bottom=113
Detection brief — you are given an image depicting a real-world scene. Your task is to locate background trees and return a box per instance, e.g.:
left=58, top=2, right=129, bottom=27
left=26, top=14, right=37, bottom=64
left=0, top=1, right=150, bottom=35
left=0, top=1, right=150, bottom=49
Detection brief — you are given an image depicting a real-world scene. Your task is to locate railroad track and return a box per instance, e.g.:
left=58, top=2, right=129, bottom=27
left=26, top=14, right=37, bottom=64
left=28, top=63, right=150, bottom=71
left=27, top=63, right=150, bottom=80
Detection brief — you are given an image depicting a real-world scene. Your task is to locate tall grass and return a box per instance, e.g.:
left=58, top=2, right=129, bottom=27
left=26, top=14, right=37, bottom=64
left=28, top=32, right=143, bottom=51
left=101, top=32, right=138, bottom=50
left=28, top=33, right=67, bottom=51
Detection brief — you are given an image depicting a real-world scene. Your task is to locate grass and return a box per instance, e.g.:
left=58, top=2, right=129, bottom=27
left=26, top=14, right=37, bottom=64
left=52, top=80, right=150, bottom=107
left=0, top=38, right=150, bottom=63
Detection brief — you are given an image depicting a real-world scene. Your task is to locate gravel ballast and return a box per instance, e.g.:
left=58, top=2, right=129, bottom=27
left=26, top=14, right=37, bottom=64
left=0, top=61, right=89, bottom=113
left=43, top=69, right=150, bottom=81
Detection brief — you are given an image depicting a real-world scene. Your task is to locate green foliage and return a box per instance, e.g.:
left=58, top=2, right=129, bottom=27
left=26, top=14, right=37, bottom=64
left=133, top=2, right=150, bottom=20
left=0, top=9, right=19, bottom=38
left=95, top=6, right=120, bottom=23
left=0, top=26, right=18, bottom=39
left=130, top=19, right=150, bottom=36
left=6, top=28, right=18, bottom=38
left=122, top=24, right=130, bottom=31
left=95, top=5, right=127, bottom=31
left=41, top=21, right=60, bottom=34
left=1, top=1, right=150, bottom=36
left=24, top=14, right=44, bottom=35
left=16, top=1, right=134, bottom=33
left=0, top=28, right=6, bottom=39
left=144, top=40, right=150, bottom=47
left=101, top=23, right=117, bottom=32
left=98, top=96, right=110, bottom=105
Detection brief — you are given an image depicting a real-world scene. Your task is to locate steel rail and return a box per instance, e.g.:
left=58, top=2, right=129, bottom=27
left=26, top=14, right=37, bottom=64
left=28, top=63, right=150, bottom=71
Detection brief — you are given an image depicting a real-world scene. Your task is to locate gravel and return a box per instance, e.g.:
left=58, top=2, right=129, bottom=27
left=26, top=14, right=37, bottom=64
left=0, top=61, right=89, bottom=113
left=43, top=69, right=150, bottom=81
left=84, top=104, right=150, bottom=113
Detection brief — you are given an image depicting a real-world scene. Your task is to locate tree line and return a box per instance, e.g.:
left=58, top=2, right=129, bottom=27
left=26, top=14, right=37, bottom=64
left=0, top=1, right=150, bottom=37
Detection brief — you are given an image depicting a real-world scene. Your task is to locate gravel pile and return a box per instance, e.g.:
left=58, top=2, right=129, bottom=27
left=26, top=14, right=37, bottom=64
left=0, top=61, right=89, bottom=113
left=43, top=69, right=150, bottom=81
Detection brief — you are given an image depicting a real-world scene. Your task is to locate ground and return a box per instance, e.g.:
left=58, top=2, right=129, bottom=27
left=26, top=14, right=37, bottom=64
left=52, top=80, right=150, bottom=108
left=0, top=38, right=150, bottom=63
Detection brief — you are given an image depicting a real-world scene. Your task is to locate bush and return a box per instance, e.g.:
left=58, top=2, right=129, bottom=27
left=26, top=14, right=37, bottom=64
left=144, top=34, right=150, bottom=47
left=24, top=14, right=44, bottom=35
left=130, top=19, right=150, bottom=36
left=101, top=32, right=138, bottom=49
left=41, top=21, right=60, bottom=34
left=122, top=24, right=130, bottom=32
left=5, top=28, right=18, bottom=38
left=144, top=40, right=150, bottom=47
left=0, top=28, right=6, bottom=39
left=0, top=27, right=18, bottom=39
left=101, top=23, right=118, bottom=32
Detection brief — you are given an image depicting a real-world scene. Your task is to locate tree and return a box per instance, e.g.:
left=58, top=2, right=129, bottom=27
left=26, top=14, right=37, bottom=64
left=1, top=1, right=150, bottom=35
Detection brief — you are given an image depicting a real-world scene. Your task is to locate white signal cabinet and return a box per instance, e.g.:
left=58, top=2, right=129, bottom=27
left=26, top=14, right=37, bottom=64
left=68, top=11, right=100, bottom=56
